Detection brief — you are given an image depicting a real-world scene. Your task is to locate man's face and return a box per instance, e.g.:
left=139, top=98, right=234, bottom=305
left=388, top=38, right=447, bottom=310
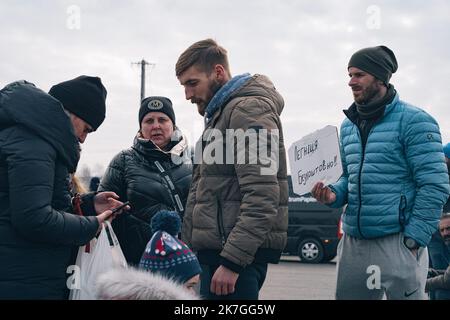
left=348, top=67, right=385, bottom=104
left=140, top=111, right=174, bottom=149
left=177, top=65, right=222, bottom=116
left=439, top=218, right=450, bottom=245
left=70, top=114, right=93, bottom=144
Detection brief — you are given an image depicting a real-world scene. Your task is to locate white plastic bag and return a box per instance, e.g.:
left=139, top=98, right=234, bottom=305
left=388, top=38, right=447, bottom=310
left=69, top=221, right=127, bottom=300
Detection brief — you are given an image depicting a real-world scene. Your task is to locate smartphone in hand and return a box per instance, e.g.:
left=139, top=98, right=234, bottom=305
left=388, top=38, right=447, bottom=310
left=111, top=201, right=130, bottom=214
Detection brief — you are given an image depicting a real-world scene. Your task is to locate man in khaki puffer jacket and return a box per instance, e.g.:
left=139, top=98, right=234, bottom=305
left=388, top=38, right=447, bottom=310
left=176, top=39, right=288, bottom=300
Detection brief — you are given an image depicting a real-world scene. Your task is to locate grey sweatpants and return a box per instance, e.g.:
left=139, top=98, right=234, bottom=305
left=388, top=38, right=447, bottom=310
left=335, top=232, right=428, bottom=300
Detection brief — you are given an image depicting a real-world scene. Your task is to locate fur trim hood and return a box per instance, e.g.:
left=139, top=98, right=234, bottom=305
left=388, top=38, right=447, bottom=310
left=96, top=268, right=199, bottom=300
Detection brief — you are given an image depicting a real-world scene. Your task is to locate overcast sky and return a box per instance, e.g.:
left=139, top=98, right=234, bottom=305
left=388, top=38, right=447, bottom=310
left=1, top=0, right=449, bottom=176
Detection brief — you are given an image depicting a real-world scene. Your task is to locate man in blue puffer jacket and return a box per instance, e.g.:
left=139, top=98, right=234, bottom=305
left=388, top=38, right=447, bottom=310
left=312, top=46, right=450, bottom=300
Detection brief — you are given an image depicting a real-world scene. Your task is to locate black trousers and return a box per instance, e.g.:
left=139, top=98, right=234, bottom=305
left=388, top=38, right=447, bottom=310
left=199, top=262, right=268, bottom=300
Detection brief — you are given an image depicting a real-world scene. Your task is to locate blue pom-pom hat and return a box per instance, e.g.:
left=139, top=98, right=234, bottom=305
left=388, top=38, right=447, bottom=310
left=139, top=210, right=202, bottom=284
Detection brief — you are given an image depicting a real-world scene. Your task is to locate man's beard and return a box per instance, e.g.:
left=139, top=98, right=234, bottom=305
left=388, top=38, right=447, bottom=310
left=353, top=81, right=382, bottom=105
left=445, top=238, right=450, bottom=250
left=194, top=79, right=223, bottom=116
left=205, top=78, right=223, bottom=106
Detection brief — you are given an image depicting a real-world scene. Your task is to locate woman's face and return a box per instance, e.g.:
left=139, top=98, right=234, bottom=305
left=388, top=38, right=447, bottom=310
left=140, top=112, right=174, bottom=149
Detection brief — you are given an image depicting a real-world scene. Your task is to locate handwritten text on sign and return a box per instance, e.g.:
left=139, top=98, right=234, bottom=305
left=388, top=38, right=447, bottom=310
left=288, top=125, right=343, bottom=196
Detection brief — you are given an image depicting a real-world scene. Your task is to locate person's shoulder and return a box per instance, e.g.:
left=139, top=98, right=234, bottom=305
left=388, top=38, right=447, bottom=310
left=108, top=148, right=134, bottom=165
left=397, top=99, right=422, bottom=113
left=251, top=74, right=274, bottom=86
left=119, top=147, right=135, bottom=157
left=396, top=98, right=424, bottom=114
left=397, top=99, right=438, bottom=124
left=230, top=74, right=278, bottom=104
left=0, top=125, right=56, bottom=162
left=229, top=91, right=278, bottom=117
left=5, top=124, right=52, bottom=147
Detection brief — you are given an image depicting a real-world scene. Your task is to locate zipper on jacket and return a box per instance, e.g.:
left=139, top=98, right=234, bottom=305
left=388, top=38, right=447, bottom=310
left=355, top=114, right=386, bottom=239
left=216, top=198, right=226, bottom=248
left=357, top=138, right=365, bottom=239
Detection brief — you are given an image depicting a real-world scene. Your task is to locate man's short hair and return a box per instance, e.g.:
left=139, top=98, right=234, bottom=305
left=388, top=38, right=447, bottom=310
left=176, top=39, right=230, bottom=77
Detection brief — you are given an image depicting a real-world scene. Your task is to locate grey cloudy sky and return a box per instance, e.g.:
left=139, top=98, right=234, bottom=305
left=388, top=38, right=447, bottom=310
left=1, top=0, right=449, bottom=175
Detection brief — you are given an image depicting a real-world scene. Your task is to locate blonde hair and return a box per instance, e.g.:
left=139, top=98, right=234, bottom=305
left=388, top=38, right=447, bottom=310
left=71, top=175, right=87, bottom=194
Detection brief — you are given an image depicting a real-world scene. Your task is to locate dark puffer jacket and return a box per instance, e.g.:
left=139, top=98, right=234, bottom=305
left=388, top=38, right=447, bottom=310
left=0, top=81, right=99, bottom=299
left=99, top=133, right=192, bottom=265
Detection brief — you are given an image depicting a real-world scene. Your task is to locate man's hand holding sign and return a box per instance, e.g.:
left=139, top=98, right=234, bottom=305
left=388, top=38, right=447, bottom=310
left=288, top=125, right=342, bottom=202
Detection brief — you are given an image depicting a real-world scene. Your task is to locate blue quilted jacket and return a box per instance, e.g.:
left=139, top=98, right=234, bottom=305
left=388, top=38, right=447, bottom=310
left=330, top=93, right=450, bottom=246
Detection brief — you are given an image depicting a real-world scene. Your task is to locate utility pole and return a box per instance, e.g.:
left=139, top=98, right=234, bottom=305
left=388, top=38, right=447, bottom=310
left=132, top=59, right=155, bottom=103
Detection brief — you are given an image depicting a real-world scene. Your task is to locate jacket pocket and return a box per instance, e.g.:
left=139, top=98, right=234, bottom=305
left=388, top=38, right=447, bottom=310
left=216, top=197, right=226, bottom=248
left=398, top=195, right=407, bottom=228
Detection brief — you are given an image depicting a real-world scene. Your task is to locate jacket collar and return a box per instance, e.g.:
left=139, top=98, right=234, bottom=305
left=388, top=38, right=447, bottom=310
left=133, top=129, right=188, bottom=158
left=344, top=92, right=400, bottom=123
left=204, top=73, right=251, bottom=126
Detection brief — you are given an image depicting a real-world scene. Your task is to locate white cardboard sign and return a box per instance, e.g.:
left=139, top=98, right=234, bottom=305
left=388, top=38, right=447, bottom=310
left=288, top=125, right=343, bottom=196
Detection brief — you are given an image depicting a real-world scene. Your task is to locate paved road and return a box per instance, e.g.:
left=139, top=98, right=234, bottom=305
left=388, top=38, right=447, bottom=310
left=260, top=255, right=337, bottom=300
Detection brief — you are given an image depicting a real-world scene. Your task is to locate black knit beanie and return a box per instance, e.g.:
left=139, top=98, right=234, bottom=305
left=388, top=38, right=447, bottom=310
left=348, top=46, right=398, bottom=85
left=139, top=96, right=176, bottom=128
left=49, top=75, right=107, bottom=131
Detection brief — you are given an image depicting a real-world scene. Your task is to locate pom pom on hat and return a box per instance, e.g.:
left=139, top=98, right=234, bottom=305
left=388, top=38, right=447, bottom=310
left=150, top=210, right=181, bottom=236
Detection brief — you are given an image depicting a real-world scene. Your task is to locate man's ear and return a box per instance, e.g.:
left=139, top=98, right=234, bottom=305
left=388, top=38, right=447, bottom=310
left=213, top=64, right=226, bottom=81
